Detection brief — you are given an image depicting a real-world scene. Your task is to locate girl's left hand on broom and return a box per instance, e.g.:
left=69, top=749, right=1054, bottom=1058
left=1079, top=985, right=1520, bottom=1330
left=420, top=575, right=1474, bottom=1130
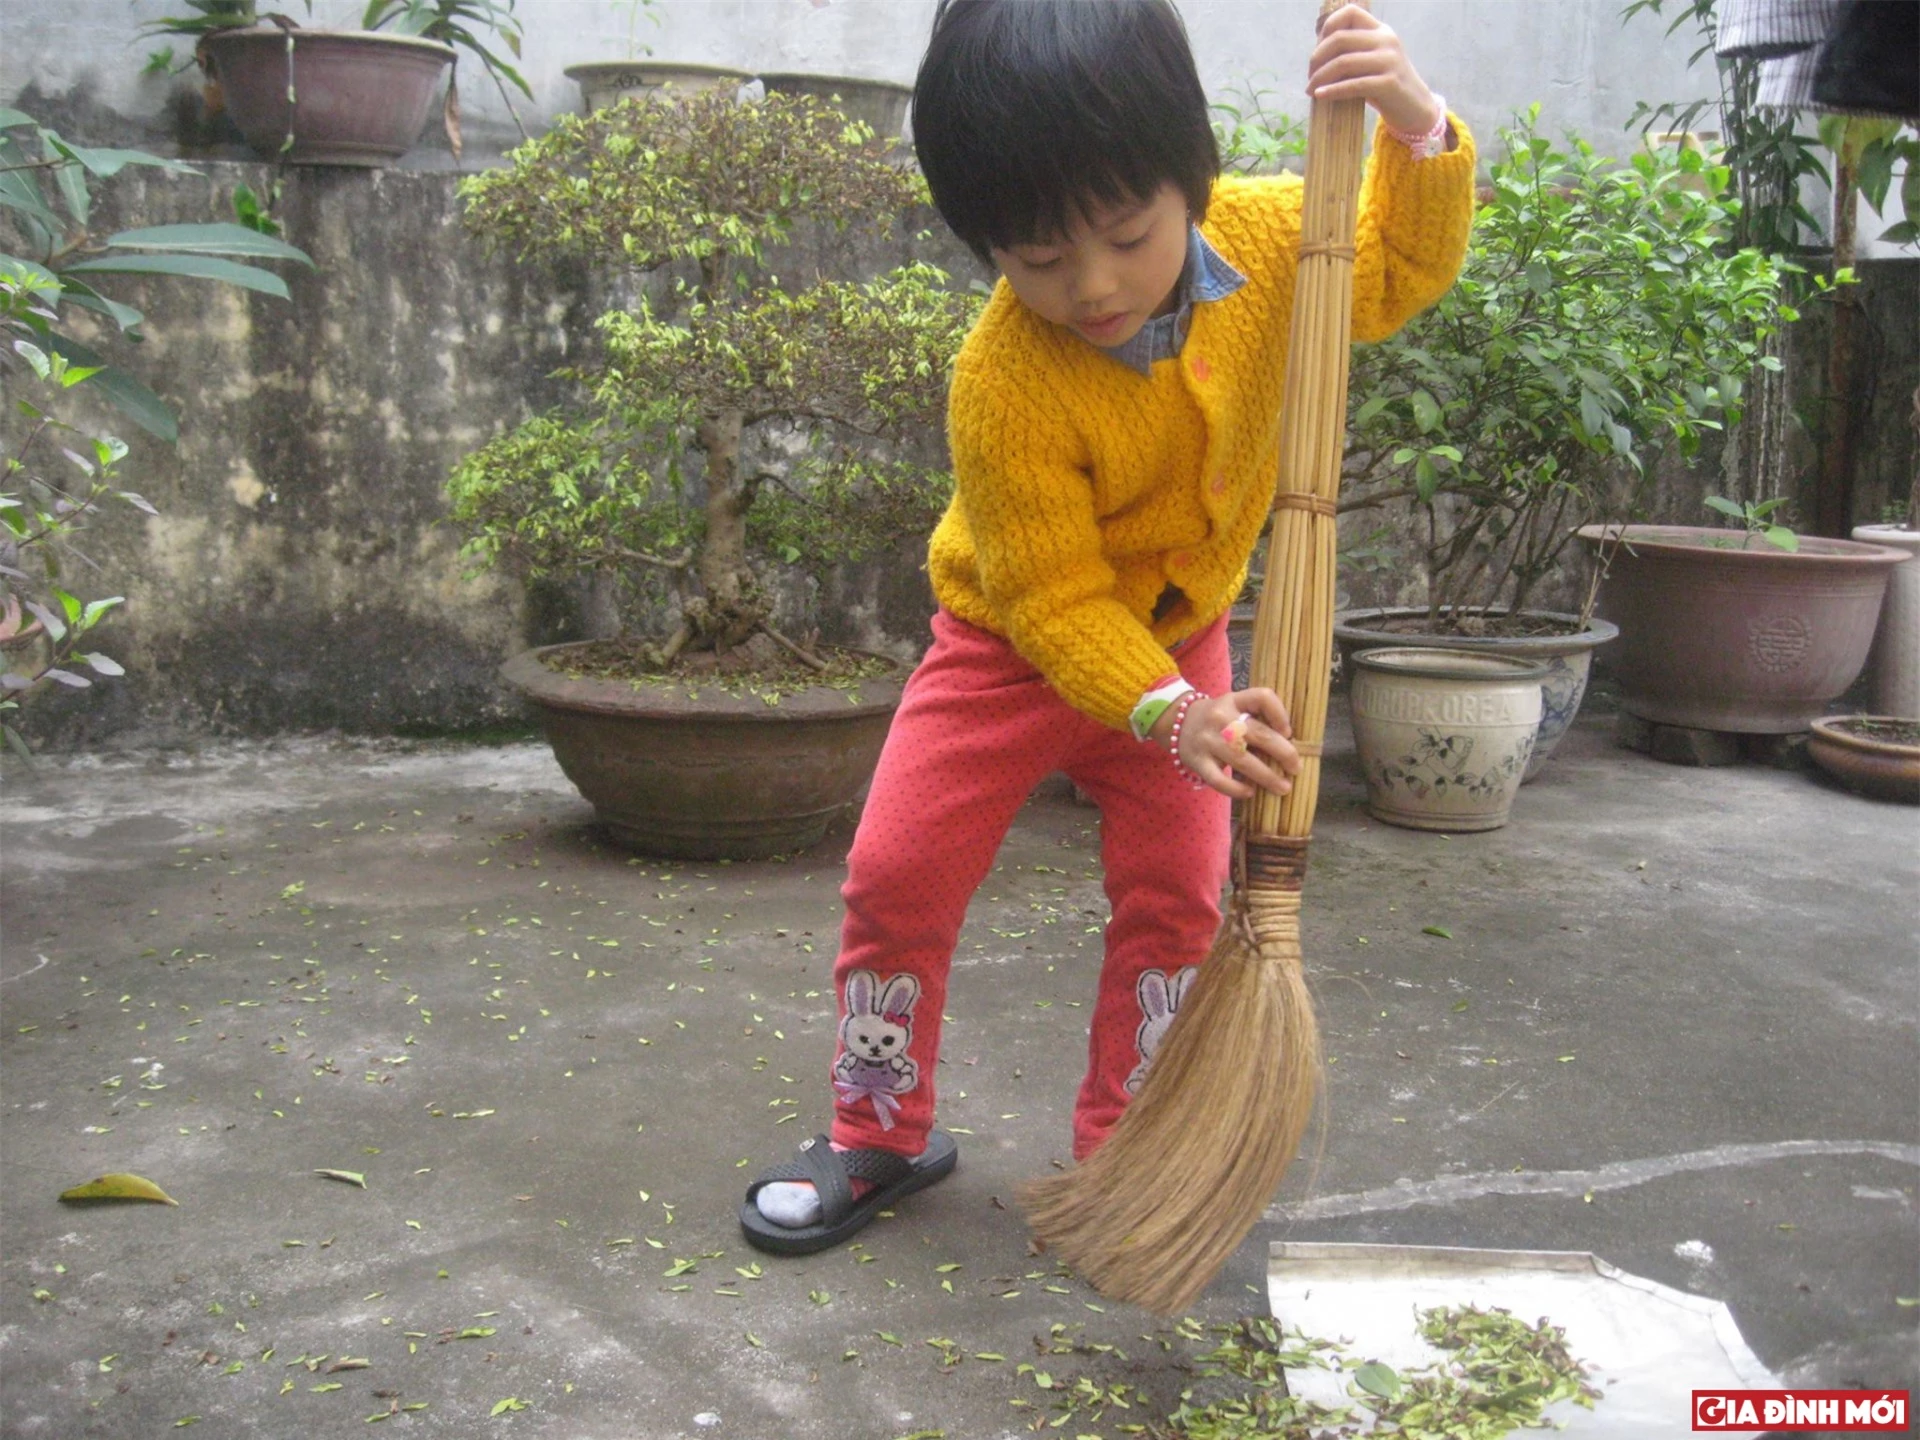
left=1154, top=688, right=1301, bottom=800
left=1307, top=3, right=1441, bottom=137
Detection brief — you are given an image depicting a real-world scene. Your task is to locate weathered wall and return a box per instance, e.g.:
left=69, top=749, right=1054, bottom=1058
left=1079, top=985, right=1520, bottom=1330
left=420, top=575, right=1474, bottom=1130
left=12, top=161, right=978, bottom=747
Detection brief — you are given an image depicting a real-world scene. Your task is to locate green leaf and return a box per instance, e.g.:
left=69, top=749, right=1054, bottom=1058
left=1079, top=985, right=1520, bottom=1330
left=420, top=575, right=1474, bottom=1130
left=1763, top=525, right=1798, bottom=552
left=489, top=1397, right=528, bottom=1416
left=107, top=223, right=315, bottom=266
left=1422, top=925, right=1452, bottom=939
left=1409, top=388, right=1441, bottom=434
left=315, top=1169, right=367, bottom=1188
left=1353, top=1360, right=1402, bottom=1399
left=64, top=253, right=293, bottom=300
left=1702, top=495, right=1745, bottom=520
left=43, top=337, right=178, bottom=441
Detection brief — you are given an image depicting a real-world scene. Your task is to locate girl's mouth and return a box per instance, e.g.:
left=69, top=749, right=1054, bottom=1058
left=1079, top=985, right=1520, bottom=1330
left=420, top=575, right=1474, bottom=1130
left=1075, top=312, right=1129, bottom=341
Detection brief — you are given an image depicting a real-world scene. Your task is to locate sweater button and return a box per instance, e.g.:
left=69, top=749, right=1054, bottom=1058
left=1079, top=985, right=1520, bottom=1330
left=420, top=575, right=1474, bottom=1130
left=1210, top=472, right=1228, bottom=495
left=1190, top=356, right=1211, bottom=382
left=1172, top=551, right=1193, bottom=569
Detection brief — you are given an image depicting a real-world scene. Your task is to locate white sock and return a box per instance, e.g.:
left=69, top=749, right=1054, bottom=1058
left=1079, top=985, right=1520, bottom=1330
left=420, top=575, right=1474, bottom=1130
left=754, top=1141, right=895, bottom=1229
left=755, top=1180, right=825, bottom=1227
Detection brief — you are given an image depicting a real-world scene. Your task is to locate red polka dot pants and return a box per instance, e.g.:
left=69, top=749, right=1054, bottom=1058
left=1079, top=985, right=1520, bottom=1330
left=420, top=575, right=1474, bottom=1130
left=828, top=608, right=1231, bottom=1163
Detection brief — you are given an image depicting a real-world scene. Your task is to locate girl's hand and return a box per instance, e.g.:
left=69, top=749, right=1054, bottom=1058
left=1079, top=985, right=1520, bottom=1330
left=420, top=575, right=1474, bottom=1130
left=1307, top=4, right=1441, bottom=137
left=1152, top=688, right=1302, bottom=800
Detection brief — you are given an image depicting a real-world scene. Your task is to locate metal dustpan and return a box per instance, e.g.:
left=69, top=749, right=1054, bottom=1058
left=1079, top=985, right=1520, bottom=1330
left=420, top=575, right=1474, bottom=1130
left=1268, top=1241, right=1779, bottom=1435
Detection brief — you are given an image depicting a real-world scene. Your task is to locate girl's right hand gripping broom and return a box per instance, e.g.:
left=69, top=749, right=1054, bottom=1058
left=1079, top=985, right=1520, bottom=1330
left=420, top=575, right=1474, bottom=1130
left=1020, top=0, right=1375, bottom=1315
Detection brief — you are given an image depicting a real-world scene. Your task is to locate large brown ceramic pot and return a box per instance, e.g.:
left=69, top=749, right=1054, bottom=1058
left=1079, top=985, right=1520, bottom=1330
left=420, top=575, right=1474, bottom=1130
left=201, top=28, right=453, bottom=166
left=501, top=644, right=905, bottom=860
left=1576, top=524, right=1909, bottom=733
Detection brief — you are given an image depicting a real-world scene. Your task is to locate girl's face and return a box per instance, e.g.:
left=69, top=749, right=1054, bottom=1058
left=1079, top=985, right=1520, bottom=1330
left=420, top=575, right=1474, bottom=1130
left=991, top=181, right=1191, bottom=349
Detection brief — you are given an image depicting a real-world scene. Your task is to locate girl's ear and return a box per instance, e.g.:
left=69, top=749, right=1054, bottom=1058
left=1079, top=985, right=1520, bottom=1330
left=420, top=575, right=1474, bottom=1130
left=1138, top=970, right=1171, bottom=1018
left=878, top=973, right=920, bottom=1016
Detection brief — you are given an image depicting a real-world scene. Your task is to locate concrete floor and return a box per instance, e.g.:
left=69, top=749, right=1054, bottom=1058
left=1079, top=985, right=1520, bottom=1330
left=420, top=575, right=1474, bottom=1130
left=2, top=708, right=1915, bottom=1440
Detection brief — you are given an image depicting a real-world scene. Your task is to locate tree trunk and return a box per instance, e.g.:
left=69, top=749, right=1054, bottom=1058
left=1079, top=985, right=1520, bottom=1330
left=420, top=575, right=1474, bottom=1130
left=696, top=408, right=749, bottom=608
left=1815, top=153, right=1859, bottom=538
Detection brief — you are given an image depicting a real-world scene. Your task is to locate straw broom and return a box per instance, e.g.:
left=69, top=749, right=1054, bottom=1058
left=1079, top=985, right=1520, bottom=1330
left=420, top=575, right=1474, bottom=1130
left=1020, top=0, right=1374, bottom=1314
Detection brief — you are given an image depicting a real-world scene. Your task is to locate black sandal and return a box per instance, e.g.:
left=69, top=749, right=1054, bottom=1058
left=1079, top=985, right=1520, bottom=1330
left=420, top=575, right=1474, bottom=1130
left=739, top=1131, right=958, bottom=1256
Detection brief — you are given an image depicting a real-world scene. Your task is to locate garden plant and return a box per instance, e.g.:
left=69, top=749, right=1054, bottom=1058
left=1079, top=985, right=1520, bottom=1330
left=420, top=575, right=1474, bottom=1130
left=1337, top=107, right=1797, bottom=631
left=447, top=88, right=979, bottom=686
left=0, top=110, right=311, bottom=751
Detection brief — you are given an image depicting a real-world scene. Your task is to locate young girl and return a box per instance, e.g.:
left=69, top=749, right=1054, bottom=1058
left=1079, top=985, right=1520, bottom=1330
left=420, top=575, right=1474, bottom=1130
left=740, top=0, right=1475, bottom=1255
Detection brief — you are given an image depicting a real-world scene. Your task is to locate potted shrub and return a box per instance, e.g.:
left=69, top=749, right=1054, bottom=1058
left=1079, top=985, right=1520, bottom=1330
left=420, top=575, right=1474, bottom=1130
left=1332, top=110, right=1797, bottom=779
left=1576, top=499, right=1910, bottom=735
left=448, top=89, right=977, bottom=859
left=149, top=0, right=532, bottom=164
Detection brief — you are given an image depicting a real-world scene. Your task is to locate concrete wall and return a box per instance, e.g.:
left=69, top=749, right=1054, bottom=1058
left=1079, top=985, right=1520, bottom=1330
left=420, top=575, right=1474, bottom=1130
left=8, top=0, right=1720, bottom=168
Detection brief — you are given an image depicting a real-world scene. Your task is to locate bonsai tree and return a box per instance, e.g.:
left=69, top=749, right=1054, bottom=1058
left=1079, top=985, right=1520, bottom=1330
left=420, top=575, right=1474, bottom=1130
left=1339, top=107, right=1798, bottom=629
left=448, top=89, right=978, bottom=676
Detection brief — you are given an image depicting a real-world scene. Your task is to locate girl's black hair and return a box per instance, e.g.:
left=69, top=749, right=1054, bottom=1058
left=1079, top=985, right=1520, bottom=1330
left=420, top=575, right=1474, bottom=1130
left=912, top=0, right=1220, bottom=265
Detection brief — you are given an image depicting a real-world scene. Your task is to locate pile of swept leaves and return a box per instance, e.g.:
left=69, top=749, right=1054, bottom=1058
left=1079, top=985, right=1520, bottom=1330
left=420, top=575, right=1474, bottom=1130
left=1018, top=1306, right=1601, bottom=1440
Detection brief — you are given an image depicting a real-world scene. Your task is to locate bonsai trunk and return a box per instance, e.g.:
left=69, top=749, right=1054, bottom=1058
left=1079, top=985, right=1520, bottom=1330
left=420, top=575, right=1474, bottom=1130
left=688, top=406, right=767, bottom=652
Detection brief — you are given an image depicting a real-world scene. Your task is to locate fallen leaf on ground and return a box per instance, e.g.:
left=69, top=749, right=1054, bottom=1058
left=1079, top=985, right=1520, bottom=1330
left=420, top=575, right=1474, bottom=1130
left=60, top=1173, right=178, bottom=1205
left=315, top=1169, right=366, bottom=1189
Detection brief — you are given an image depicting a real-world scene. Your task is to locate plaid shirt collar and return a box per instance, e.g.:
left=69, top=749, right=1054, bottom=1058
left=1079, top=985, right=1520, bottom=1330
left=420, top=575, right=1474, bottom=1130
left=1097, top=224, right=1247, bottom=376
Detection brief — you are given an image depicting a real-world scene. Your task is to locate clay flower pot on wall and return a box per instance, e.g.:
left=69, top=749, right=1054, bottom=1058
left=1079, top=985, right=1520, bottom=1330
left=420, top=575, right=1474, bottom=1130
left=200, top=28, right=455, bottom=166
left=563, top=62, right=752, bottom=112
left=757, top=73, right=914, bottom=143
left=1577, top=524, right=1910, bottom=734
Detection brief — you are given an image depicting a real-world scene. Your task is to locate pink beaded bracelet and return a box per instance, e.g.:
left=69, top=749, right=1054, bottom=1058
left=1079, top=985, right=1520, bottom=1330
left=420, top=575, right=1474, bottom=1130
left=1387, top=94, right=1449, bottom=161
left=1166, top=689, right=1209, bottom=788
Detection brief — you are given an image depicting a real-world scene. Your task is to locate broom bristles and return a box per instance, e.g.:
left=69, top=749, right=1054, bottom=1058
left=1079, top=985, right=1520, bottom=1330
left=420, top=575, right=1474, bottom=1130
left=1019, top=891, right=1321, bottom=1315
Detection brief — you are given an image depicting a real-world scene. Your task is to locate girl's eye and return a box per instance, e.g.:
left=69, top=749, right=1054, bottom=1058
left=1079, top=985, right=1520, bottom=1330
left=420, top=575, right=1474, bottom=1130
left=1015, top=253, right=1062, bottom=271
left=1115, top=232, right=1151, bottom=251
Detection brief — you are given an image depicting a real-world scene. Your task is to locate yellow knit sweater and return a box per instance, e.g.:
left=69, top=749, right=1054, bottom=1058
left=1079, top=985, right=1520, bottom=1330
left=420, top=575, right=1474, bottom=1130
left=929, top=117, right=1477, bottom=731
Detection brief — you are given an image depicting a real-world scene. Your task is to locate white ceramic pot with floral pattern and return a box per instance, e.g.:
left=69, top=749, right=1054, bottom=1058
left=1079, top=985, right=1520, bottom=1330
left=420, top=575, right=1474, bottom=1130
left=1349, top=647, right=1547, bottom=832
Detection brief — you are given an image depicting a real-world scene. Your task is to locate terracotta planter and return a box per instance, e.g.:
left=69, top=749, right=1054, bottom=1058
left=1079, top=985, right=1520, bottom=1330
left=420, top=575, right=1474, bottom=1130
left=201, top=28, right=453, bottom=166
left=1807, top=716, right=1920, bottom=803
left=1850, top=524, right=1920, bottom=718
left=501, top=643, right=905, bottom=860
left=1348, top=647, right=1546, bottom=832
left=1334, top=607, right=1617, bottom=781
left=1577, top=524, right=1909, bottom=734
left=564, top=62, right=751, bottom=112
left=757, top=73, right=914, bottom=141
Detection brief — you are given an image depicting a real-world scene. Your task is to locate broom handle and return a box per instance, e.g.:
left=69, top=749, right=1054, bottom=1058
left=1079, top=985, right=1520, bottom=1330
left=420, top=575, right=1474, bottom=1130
left=1243, top=0, right=1371, bottom=847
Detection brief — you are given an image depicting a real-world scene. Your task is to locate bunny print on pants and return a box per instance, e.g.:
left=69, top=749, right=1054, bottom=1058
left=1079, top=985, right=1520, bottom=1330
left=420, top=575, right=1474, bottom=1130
left=1125, top=965, right=1198, bottom=1095
left=833, top=970, right=921, bottom=1130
